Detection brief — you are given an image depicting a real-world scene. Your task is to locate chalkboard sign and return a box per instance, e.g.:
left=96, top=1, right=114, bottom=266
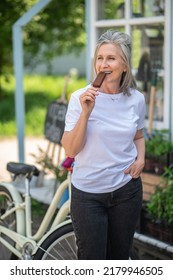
left=44, top=101, right=68, bottom=144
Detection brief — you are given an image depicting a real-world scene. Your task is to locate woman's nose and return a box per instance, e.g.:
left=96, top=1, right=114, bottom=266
left=101, top=59, right=108, bottom=67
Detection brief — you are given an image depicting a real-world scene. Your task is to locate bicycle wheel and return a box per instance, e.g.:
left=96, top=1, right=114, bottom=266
left=33, top=222, right=77, bottom=260
left=0, top=185, right=18, bottom=260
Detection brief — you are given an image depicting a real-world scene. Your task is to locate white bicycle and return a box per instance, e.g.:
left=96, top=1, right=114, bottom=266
left=0, top=161, right=77, bottom=260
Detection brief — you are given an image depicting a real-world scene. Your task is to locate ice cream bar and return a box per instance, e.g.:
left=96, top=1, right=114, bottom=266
left=92, top=71, right=111, bottom=87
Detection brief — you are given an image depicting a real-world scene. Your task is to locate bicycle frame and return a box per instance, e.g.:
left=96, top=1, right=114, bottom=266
left=0, top=171, right=71, bottom=259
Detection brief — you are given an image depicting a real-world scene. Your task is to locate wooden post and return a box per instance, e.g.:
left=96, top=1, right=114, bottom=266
left=147, top=71, right=157, bottom=135
left=147, top=85, right=157, bottom=135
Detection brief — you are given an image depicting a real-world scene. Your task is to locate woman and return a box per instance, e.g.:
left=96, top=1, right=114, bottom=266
left=61, top=29, right=146, bottom=260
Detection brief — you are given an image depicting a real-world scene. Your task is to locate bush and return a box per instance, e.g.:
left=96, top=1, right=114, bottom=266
left=147, top=165, right=173, bottom=226
left=145, top=129, right=173, bottom=158
left=144, top=129, right=173, bottom=174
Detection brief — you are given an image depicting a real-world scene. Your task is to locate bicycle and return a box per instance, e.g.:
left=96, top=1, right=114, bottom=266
left=0, top=160, right=77, bottom=260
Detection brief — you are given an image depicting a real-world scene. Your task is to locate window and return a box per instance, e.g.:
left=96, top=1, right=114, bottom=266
left=132, top=24, right=164, bottom=121
left=131, top=0, right=165, bottom=18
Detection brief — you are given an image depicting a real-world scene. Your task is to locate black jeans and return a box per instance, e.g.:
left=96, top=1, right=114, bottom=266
left=71, top=177, right=142, bottom=260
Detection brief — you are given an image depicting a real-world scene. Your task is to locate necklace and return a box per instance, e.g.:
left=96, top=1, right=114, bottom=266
left=110, top=94, right=121, bottom=101
left=98, top=91, right=122, bottom=101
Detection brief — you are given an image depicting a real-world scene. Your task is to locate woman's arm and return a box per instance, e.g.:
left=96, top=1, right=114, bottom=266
left=134, top=129, right=145, bottom=164
left=61, top=86, right=99, bottom=158
left=124, top=129, right=145, bottom=178
left=61, top=112, right=89, bottom=158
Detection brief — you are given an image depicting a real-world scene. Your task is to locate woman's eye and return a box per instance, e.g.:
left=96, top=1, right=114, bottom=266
left=96, top=57, right=115, bottom=61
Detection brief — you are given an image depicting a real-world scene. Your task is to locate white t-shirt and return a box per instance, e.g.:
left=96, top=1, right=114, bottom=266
left=64, top=86, right=146, bottom=193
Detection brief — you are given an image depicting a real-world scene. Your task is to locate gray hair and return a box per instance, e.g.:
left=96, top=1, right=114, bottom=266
left=93, top=30, right=136, bottom=95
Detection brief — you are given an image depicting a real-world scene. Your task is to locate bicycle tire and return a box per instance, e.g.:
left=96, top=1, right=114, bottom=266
left=33, top=222, right=77, bottom=260
left=0, top=185, right=18, bottom=260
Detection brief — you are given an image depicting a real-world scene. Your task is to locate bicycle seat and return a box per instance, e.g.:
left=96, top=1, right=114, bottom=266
left=7, top=162, right=39, bottom=177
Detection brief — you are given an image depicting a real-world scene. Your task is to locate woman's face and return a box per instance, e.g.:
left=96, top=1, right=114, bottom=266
left=95, top=43, right=127, bottom=84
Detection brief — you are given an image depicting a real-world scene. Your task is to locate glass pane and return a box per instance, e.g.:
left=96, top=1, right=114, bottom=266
left=131, top=0, right=165, bottom=18
left=97, top=0, right=125, bottom=20
left=132, top=24, right=164, bottom=121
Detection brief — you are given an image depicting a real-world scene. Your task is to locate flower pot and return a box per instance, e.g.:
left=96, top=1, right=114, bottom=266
left=144, top=157, right=155, bottom=173
left=146, top=221, right=173, bottom=245
left=154, top=162, right=164, bottom=175
left=167, top=151, right=173, bottom=167
left=140, top=208, right=173, bottom=245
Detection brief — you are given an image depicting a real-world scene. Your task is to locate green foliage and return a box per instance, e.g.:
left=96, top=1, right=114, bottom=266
left=0, top=0, right=85, bottom=92
left=31, top=198, right=48, bottom=216
left=0, top=0, right=37, bottom=75
left=147, top=165, right=173, bottom=226
left=0, top=74, right=86, bottom=137
left=145, top=130, right=173, bottom=158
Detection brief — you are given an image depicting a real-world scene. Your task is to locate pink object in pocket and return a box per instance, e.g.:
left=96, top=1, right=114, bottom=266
left=61, top=157, right=74, bottom=169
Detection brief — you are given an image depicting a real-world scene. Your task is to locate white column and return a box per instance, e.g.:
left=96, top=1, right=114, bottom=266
left=12, top=0, right=52, bottom=162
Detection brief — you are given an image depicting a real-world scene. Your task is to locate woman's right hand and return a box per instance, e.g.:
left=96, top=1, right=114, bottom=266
left=79, top=87, right=99, bottom=117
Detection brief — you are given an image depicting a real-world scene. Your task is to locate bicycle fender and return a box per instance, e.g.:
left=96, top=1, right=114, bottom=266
left=0, top=182, right=25, bottom=235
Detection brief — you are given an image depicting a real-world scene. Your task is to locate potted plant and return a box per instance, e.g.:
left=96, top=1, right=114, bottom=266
left=144, top=129, right=173, bottom=174
left=144, top=165, right=173, bottom=244
left=31, top=146, right=68, bottom=184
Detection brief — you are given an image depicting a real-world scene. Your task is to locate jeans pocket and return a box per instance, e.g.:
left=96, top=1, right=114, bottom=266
left=114, top=177, right=142, bottom=203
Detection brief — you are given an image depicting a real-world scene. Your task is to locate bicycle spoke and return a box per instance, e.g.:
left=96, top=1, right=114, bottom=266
left=0, top=186, right=17, bottom=260
left=34, top=224, right=78, bottom=260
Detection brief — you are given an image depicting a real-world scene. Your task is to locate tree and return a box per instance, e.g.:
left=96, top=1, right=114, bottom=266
left=0, top=0, right=85, bottom=95
left=0, top=1, right=36, bottom=87
left=24, top=0, right=85, bottom=69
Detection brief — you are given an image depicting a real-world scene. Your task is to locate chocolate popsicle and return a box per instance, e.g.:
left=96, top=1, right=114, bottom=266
left=92, top=71, right=111, bottom=87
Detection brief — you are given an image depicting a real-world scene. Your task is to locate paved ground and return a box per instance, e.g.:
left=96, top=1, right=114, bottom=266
left=0, top=137, right=65, bottom=181
left=0, top=137, right=48, bottom=181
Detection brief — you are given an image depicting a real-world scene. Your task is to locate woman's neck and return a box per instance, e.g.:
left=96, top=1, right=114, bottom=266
left=100, top=84, right=120, bottom=94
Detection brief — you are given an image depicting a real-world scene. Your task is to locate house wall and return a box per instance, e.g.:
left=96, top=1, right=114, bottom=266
left=25, top=50, right=86, bottom=76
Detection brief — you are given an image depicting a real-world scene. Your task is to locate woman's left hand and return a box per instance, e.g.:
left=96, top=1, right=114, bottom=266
left=124, top=159, right=145, bottom=178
